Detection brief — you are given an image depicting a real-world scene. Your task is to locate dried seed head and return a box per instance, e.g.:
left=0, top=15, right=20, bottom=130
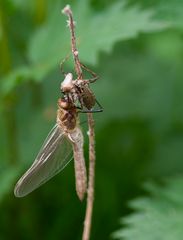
left=62, top=5, right=71, bottom=15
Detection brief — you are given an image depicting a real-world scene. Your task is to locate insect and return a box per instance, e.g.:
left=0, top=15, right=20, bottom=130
left=14, top=96, right=87, bottom=200
left=60, top=58, right=103, bottom=113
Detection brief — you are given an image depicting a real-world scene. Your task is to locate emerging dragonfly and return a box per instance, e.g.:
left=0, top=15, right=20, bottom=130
left=14, top=95, right=87, bottom=200
left=60, top=58, right=103, bottom=113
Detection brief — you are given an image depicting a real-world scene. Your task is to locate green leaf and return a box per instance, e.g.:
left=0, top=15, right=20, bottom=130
left=113, top=177, right=183, bottom=240
left=94, top=37, right=183, bottom=126
left=76, top=1, right=169, bottom=63
left=1, top=0, right=169, bottom=97
left=129, top=0, right=183, bottom=30
left=28, top=0, right=168, bottom=67
left=155, top=0, right=183, bottom=29
left=0, top=63, right=53, bottom=98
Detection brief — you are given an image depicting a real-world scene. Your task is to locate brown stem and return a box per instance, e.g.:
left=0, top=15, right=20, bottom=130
left=62, top=5, right=96, bottom=240
left=62, top=5, right=83, bottom=78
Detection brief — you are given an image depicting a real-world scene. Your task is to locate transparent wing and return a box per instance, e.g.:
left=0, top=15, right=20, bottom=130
left=14, top=124, right=73, bottom=197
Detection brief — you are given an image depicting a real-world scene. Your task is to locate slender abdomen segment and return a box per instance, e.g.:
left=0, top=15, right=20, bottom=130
left=69, top=127, right=87, bottom=200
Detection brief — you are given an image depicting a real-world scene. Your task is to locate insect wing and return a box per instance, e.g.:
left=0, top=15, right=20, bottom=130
left=14, top=125, right=73, bottom=197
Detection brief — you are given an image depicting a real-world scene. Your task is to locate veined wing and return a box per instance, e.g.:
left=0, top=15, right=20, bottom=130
left=14, top=124, right=73, bottom=197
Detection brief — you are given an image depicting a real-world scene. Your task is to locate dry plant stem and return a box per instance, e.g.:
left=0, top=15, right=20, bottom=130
left=62, top=5, right=83, bottom=79
left=62, top=5, right=96, bottom=240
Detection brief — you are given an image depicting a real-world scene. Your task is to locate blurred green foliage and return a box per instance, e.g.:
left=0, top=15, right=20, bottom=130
left=1, top=0, right=183, bottom=239
left=113, top=177, right=183, bottom=240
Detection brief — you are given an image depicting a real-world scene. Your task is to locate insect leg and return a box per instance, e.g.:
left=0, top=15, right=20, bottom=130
left=79, top=62, right=99, bottom=83
left=95, top=99, right=103, bottom=112
left=60, top=54, right=71, bottom=76
left=79, top=109, right=103, bottom=113
left=78, top=98, right=103, bottom=113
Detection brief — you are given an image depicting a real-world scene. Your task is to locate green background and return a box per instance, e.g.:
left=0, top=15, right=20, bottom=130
left=1, top=0, right=183, bottom=239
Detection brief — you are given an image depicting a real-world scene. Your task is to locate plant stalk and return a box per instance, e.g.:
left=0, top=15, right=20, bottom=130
left=62, top=5, right=96, bottom=240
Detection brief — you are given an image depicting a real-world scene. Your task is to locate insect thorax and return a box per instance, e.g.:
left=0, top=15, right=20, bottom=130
left=57, top=99, right=77, bottom=132
left=57, top=107, right=77, bottom=131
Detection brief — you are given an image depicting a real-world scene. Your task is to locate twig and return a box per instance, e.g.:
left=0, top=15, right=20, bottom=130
left=62, top=5, right=96, bottom=240
left=62, top=5, right=83, bottom=79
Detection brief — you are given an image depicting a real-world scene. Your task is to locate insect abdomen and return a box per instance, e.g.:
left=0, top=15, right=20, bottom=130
left=81, top=88, right=95, bottom=110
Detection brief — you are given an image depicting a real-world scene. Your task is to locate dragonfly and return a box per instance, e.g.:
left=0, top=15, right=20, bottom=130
left=60, top=59, right=103, bottom=113
left=14, top=96, right=87, bottom=200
